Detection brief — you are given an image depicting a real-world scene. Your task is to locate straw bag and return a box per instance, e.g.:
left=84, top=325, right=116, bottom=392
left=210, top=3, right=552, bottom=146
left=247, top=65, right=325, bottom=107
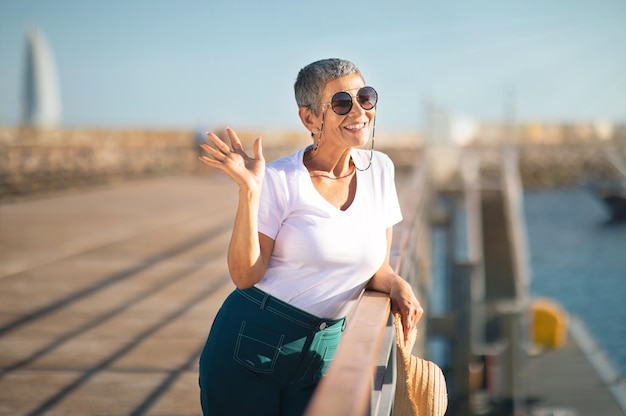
left=392, top=313, right=448, bottom=415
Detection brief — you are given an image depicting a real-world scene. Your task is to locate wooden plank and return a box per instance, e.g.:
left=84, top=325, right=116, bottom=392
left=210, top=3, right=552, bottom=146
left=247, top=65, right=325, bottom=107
left=305, top=291, right=391, bottom=416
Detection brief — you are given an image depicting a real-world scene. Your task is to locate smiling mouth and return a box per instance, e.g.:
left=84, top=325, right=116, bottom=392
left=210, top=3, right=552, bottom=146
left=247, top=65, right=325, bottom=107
left=345, top=122, right=366, bottom=131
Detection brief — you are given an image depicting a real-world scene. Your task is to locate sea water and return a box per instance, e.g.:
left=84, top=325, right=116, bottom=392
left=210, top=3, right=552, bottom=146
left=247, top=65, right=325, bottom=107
left=524, top=187, right=626, bottom=379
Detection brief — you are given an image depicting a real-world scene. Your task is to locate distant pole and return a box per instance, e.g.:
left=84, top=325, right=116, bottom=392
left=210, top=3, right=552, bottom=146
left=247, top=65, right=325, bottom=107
left=503, top=86, right=516, bottom=144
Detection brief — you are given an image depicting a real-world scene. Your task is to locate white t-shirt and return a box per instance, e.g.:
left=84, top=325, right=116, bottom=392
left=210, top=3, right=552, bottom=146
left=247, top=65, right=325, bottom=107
left=255, top=147, right=403, bottom=319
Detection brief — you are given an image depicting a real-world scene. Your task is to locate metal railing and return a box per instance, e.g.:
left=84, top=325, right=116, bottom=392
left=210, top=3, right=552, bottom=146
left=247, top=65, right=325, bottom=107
left=438, top=147, right=531, bottom=415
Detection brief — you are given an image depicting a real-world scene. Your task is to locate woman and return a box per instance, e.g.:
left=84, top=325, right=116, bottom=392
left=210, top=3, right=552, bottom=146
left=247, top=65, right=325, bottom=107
left=198, top=58, right=423, bottom=415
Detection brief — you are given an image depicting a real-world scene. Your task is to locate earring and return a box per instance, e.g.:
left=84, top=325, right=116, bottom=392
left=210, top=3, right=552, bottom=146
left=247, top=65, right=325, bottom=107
left=310, top=127, right=322, bottom=151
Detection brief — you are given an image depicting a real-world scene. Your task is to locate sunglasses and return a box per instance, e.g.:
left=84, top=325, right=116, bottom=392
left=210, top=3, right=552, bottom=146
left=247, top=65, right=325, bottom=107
left=326, top=86, right=378, bottom=115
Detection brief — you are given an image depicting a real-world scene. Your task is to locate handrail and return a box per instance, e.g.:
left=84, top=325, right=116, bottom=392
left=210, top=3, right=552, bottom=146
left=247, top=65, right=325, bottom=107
left=304, top=291, right=392, bottom=416
left=305, top=155, right=430, bottom=416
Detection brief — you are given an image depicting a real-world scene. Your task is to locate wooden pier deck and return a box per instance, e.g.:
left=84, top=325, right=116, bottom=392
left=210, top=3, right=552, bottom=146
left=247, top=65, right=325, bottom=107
left=0, top=175, right=236, bottom=416
left=0, top=174, right=624, bottom=415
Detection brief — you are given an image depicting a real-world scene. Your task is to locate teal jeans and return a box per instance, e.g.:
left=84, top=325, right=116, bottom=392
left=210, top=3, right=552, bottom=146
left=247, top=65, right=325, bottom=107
left=199, top=287, right=345, bottom=416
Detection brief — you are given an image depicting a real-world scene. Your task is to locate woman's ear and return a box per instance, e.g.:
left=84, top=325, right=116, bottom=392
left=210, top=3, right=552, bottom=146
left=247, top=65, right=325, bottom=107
left=298, top=106, right=317, bottom=132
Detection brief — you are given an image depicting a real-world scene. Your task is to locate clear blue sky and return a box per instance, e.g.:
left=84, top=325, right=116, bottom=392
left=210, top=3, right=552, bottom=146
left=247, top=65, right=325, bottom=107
left=1, top=0, right=625, bottom=132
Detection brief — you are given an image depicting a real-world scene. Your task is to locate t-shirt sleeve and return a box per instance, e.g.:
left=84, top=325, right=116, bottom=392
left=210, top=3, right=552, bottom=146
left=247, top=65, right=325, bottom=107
left=257, top=168, right=284, bottom=240
left=383, top=154, right=403, bottom=228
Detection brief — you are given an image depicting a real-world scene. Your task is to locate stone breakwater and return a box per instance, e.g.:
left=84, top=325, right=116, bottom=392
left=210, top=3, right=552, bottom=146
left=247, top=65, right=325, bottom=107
left=1, top=126, right=623, bottom=199
left=448, top=141, right=624, bottom=189
left=0, top=127, right=422, bottom=199
left=0, top=127, right=199, bottom=199
left=493, top=142, right=625, bottom=188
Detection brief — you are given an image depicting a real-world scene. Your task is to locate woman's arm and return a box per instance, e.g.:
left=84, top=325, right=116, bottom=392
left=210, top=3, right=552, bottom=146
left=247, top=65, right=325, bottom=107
left=367, top=228, right=424, bottom=340
left=225, top=190, right=274, bottom=288
left=199, top=128, right=272, bottom=288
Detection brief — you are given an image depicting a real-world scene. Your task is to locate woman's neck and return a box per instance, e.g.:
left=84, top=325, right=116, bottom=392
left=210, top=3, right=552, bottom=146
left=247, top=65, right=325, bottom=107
left=304, top=146, right=354, bottom=179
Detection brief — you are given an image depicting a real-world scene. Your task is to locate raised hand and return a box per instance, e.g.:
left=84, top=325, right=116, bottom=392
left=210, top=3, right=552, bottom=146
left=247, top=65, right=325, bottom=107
left=199, top=127, right=265, bottom=191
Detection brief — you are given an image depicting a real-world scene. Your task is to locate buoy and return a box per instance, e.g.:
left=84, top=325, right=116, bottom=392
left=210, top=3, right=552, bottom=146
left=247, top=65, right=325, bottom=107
left=530, top=298, right=569, bottom=349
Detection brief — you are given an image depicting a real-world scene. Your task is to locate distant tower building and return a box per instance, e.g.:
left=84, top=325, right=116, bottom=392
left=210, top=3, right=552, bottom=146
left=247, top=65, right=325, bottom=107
left=22, top=27, right=62, bottom=127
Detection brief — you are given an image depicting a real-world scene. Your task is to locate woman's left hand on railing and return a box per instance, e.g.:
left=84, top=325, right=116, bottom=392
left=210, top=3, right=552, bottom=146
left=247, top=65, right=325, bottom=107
left=367, top=265, right=423, bottom=343
left=389, top=276, right=423, bottom=342
left=368, top=228, right=424, bottom=343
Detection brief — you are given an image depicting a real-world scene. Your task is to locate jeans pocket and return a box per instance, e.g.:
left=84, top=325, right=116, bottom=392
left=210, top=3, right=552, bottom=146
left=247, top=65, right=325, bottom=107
left=313, top=343, right=340, bottom=382
left=233, top=321, right=284, bottom=374
left=321, top=343, right=338, bottom=371
left=311, top=329, right=342, bottom=382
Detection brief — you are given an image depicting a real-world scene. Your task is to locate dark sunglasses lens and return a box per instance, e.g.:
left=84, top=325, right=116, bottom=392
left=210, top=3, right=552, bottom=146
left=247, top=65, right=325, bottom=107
left=357, top=87, right=377, bottom=110
left=331, top=92, right=352, bottom=115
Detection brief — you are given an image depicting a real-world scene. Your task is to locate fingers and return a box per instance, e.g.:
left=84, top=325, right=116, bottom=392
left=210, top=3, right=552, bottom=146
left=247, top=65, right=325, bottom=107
left=205, top=131, right=231, bottom=154
left=198, top=129, right=242, bottom=167
left=226, top=127, right=244, bottom=151
left=389, top=280, right=424, bottom=342
left=199, top=141, right=226, bottom=163
left=252, top=136, right=264, bottom=162
left=390, top=280, right=423, bottom=328
left=400, top=300, right=424, bottom=342
left=402, top=313, right=412, bottom=342
left=200, top=129, right=260, bottom=161
left=198, top=129, right=265, bottom=189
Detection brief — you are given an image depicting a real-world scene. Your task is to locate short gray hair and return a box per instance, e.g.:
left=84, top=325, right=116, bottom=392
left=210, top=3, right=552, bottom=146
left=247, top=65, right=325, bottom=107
left=294, top=58, right=363, bottom=115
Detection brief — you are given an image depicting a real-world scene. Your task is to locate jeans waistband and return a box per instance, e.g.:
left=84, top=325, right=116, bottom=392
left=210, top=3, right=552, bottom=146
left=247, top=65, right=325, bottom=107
left=236, top=287, right=345, bottom=332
